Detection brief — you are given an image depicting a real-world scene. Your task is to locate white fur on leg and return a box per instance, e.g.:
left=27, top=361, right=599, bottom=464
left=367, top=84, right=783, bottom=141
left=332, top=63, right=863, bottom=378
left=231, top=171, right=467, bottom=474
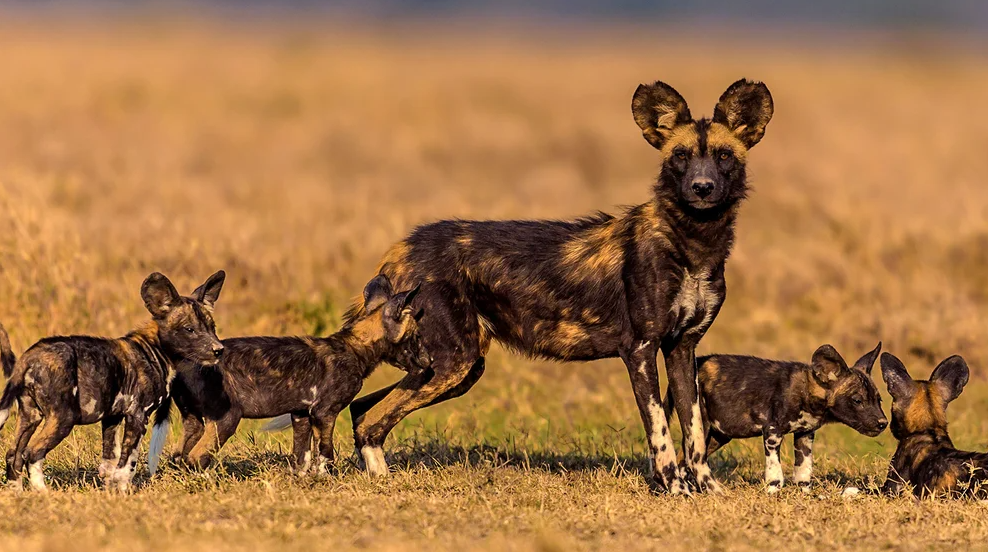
left=764, top=433, right=784, bottom=493
left=793, top=449, right=813, bottom=486
left=99, top=425, right=123, bottom=480
left=111, top=447, right=140, bottom=493
left=0, top=407, right=10, bottom=430
left=316, top=453, right=329, bottom=476
left=28, top=459, right=46, bottom=491
left=686, top=398, right=723, bottom=494
left=361, top=446, right=388, bottom=477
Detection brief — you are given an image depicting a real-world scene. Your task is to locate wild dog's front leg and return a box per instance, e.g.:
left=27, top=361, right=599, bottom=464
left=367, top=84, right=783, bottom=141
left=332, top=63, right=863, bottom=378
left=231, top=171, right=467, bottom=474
left=109, top=415, right=146, bottom=492
left=291, top=415, right=313, bottom=474
left=664, top=343, right=722, bottom=494
left=187, top=411, right=241, bottom=470
left=620, top=341, right=686, bottom=494
left=762, top=426, right=785, bottom=493
left=793, top=431, right=814, bottom=491
left=177, top=412, right=205, bottom=463
left=99, top=416, right=123, bottom=479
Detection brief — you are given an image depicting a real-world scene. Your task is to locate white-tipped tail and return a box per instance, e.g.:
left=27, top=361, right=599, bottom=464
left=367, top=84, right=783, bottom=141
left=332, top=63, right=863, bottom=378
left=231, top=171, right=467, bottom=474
left=261, top=414, right=292, bottom=431
left=0, top=407, right=9, bottom=431
left=148, top=418, right=169, bottom=476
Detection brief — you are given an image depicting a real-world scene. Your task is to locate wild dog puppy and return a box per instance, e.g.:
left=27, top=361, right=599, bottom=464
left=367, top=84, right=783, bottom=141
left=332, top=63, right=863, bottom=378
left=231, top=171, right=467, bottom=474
left=155, top=274, right=430, bottom=474
left=667, top=343, right=887, bottom=492
left=879, top=352, right=988, bottom=498
left=347, top=79, right=774, bottom=494
left=0, top=271, right=226, bottom=492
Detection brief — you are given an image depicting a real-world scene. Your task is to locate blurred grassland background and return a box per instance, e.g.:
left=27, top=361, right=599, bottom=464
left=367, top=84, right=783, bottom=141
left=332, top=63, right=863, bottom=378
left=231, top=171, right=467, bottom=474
left=1, top=6, right=988, bottom=551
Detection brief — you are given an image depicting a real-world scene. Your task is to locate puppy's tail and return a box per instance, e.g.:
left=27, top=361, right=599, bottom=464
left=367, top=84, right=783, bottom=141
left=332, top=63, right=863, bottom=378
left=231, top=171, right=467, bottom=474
left=147, top=396, right=172, bottom=476
left=0, top=322, right=16, bottom=379
left=261, top=414, right=292, bottom=432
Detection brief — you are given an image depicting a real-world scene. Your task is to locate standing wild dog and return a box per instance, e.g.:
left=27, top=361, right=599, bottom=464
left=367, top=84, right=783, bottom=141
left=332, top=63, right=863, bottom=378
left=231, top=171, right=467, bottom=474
left=154, top=274, right=431, bottom=474
left=346, top=79, right=774, bottom=493
left=0, top=271, right=226, bottom=492
left=880, top=352, right=988, bottom=498
left=666, top=343, right=887, bottom=492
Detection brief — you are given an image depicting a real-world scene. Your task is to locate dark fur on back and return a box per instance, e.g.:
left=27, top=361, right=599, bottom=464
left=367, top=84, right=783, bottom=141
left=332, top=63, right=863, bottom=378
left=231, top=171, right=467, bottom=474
left=348, top=79, right=774, bottom=493
left=880, top=352, right=988, bottom=498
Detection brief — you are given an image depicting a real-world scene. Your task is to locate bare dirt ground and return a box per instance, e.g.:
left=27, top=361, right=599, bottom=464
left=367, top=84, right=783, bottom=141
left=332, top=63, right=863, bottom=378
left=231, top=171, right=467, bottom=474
left=1, top=17, right=987, bottom=551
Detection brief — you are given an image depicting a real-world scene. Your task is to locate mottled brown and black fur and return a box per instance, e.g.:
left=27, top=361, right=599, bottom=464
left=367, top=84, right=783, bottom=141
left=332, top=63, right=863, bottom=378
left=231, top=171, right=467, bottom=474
left=157, top=274, right=431, bottom=474
left=880, top=352, right=988, bottom=498
left=0, top=271, right=226, bottom=492
left=347, top=79, right=774, bottom=493
left=667, top=343, right=886, bottom=491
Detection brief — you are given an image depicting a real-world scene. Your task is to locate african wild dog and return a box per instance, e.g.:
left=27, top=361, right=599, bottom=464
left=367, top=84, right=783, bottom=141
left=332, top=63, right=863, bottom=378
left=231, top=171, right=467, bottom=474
left=880, top=352, right=988, bottom=498
left=665, top=343, right=887, bottom=492
left=0, top=271, right=226, bottom=492
left=346, top=79, right=774, bottom=493
left=151, top=274, right=431, bottom=474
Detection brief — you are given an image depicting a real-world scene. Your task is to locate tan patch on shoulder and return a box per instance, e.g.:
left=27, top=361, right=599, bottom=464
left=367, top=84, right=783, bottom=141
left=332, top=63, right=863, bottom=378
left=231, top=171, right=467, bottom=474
left=560, top=220, right=623, bottom=280
left=706, top=123, right=748, bottom=162
left=377, top=241, right=412, bottom=282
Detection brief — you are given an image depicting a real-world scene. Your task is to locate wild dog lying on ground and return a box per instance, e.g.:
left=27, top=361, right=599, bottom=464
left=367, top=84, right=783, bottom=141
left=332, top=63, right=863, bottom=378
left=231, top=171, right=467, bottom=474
left=879, top=352, right=988, bottom=498
left=665, top=343, right=887, bottom=492
left=153, top=274, right=431, bottom=474
left=346, top=79, right=774, bottom=494
left=0, top=271, right=226, bottom=492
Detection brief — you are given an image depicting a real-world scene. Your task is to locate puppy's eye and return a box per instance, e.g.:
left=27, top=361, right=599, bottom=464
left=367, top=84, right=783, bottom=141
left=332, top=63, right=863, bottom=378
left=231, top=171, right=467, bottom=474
left=719, top=151, right=732, bottom=161
left=852, top=397, right=863, bottom=406
left=184, top=326, right=195, bottom=334
left=675, top=151, right=687, bottom=160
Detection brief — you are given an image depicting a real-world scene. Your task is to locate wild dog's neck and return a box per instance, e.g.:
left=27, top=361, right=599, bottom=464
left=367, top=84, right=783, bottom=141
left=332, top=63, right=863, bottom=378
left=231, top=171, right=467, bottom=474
left=796, top=366, right=830, bottom=417
left=649, top=192, right=740, bottom=269
left=335, top=312, right=391, bottom=377
left=898, top=428, right=953, bottom=451
left=124, top=321, right=174, bottom=381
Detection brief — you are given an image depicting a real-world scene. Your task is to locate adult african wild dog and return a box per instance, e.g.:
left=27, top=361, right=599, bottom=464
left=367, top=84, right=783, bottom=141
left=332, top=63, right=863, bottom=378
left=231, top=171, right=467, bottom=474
left=0, top=271, right=226, bottom=492
left=153, top=274, right=431, bottom=475
left=880, top=352, right=988, bottom=498
left=347, top=79, right=774, bottom=493
left=666, top=343, right=887, bottom=492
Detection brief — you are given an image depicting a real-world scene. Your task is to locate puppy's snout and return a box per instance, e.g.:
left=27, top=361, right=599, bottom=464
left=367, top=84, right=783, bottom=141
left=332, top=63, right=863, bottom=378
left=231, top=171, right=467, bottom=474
left=691, top=179, right=715, bottom=198
left=212, top=344, right=225, bottom=359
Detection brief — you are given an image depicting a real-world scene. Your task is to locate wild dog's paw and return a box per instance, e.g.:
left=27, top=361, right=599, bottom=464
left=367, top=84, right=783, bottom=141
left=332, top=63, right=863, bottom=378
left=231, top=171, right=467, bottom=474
left=360, top=446, right=389, bottom=477
left=5, top=478, right=23, bottom=492
left=696, top=475, right=725, bottom=495
left=765, top=481, right=783, bottom=494
left=797, top=481, right=813, bottom=494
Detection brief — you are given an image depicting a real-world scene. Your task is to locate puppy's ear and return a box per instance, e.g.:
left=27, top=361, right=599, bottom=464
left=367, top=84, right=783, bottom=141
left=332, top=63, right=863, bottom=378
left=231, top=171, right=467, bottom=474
left=851, top=342, right=882, bottom=375
left=880, top=353, right=916, bottom=401
left=631, top=80, right=692, bottom=150
left=930, top=355, right=969, bottom=403
left=192, top=270, right=226, bottom=308
left=362, top=274, right=394, bottom=313
left=811, top=344, right=848, bottom=384
left=142, top=272, right=182, bottom=319
left=712, top=79, right=774, bottom=148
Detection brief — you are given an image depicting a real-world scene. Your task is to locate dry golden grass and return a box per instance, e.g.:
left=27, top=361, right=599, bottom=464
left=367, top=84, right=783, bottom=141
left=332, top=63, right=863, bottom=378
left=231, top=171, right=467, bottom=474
left=1, top=15, right=988, bottom=551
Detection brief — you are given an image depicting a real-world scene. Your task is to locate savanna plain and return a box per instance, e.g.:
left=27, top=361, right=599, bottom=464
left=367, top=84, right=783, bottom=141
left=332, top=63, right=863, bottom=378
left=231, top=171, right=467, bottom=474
left=1, top=16, right=988, bottom=551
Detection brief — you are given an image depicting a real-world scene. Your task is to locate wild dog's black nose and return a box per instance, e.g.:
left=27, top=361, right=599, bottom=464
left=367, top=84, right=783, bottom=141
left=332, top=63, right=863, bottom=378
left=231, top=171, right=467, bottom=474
left=691, top=180, right=715, bottom=198
left=212, top=345, right=224, bottom=359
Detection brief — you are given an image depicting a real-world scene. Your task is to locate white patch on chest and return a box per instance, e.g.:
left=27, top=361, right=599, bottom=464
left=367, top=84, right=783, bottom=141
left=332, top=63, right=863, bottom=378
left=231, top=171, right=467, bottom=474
left=669, top=268, right=718, bottom=336
left=788, top=411, right=821, bottom=432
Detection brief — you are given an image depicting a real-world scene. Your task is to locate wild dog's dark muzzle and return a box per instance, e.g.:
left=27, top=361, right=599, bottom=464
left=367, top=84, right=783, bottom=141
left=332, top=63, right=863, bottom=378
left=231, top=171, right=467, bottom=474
left=683, top=157, right=724, bottom=206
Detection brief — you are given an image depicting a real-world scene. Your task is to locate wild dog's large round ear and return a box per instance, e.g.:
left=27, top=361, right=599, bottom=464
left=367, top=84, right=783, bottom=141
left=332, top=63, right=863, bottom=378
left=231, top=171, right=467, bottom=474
left=386, top=283, right=422, bottom=321
left=931, top=355, right=970, bottom=403
left=363, top=274, right=394, bottom=313
left=851, top=342, right=882, bottom=375
left=880, top=352, right=916, bottom=401
left=811, top=344, right=848, bottom=384
left=141, top=272, right=182, bottom=319
left=192, top=270, right=226, bottom=308
left=632, top=80, right=692, bottom=150
left=712, top=79, right=773, bottom=148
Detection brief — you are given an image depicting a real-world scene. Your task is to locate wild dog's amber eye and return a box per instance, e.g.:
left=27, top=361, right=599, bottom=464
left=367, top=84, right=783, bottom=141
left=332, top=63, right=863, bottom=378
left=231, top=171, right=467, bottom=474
left=853, top=397, right=863, bottom=405
left=675, top=150, right=687, bottom=160
left=719, top=151, right=732, bottom=161
left=184, top=326, right=195, bottom=334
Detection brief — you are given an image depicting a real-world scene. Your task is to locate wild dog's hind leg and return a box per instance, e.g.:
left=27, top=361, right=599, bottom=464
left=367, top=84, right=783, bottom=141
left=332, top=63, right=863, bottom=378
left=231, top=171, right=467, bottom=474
left=23, top=414, right=75, bottom=492
left=98, top=416, right=123, bottom=479
left=109, top=414, right=147, bottom=492
left=291, top=414, right=313, bottom=474
left=793, top=431, right=814, bottom=491
left=5, top=401, right=41, bottom=488
left=621, top=340, right=687, bottom=494
left=664, top=342, right=722, bottom=494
